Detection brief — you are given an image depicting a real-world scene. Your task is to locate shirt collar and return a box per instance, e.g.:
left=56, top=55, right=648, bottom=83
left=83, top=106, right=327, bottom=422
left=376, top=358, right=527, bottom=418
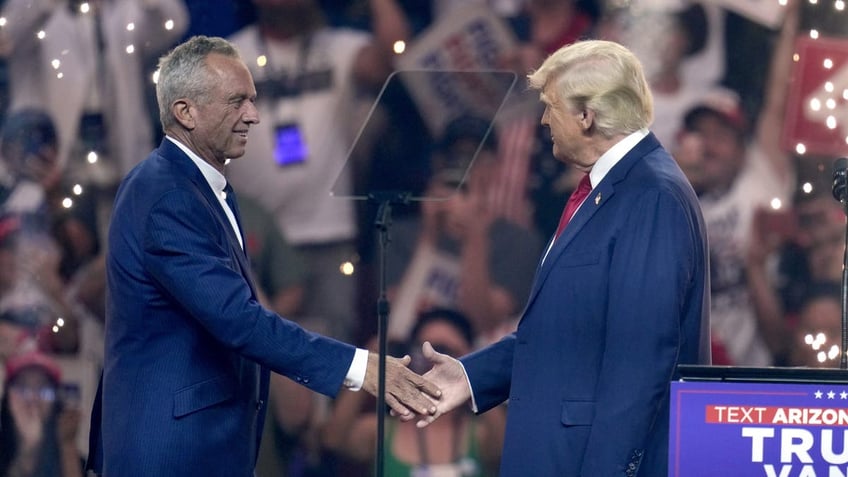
left=166, top=136, right=228, bottom=199
left=588, top=129, right=649, bottom=188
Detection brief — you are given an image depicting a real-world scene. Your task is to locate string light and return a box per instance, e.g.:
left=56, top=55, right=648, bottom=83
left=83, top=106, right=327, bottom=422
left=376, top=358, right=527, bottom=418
left=770, top=198, right=783, bottom=210
left=256, top=55, right=267, bottom=68
left=164, top=19, right=174, bottom=30
left=126, top=23, right=135, bottom=32
left=805, top=332, right=842, bottom=364
left=125, top=44, right=135, bottom=54
left=72, top=184, right=83, bottom=195
left=79, top=2, right=90, bottom=14
left=87, top=151, right=98, bottom=164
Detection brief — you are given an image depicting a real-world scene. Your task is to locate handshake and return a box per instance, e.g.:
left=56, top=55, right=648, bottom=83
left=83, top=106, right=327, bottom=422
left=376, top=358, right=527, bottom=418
left=361, top=342, right=471, bottom=428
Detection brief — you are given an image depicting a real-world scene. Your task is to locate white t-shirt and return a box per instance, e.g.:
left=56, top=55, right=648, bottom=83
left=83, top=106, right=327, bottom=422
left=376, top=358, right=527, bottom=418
left=227, top=26, right=370, bottom=245
left=700, top=141, right=793, bottom=366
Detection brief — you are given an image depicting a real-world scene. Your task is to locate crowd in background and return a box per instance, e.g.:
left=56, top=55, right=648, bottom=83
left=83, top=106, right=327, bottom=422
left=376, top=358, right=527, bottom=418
left=0, top=0, right=840, bottom=476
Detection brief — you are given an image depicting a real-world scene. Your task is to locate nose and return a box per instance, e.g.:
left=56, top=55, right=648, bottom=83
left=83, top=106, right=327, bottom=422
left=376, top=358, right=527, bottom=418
left=243, top=101, right=260, bottom=125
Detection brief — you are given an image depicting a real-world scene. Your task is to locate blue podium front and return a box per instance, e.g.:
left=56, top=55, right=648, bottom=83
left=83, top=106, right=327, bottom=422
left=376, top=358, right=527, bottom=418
left=670, top=366, right=848, bottom=477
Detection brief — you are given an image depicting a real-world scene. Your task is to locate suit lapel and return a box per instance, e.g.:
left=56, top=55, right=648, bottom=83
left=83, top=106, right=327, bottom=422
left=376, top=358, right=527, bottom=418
left=158, top=140, right=258, bottom=296
left=519, top=133, right=662, bottom=318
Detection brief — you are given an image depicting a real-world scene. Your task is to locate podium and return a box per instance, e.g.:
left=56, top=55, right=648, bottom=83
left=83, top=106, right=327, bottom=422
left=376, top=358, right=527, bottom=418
left=670, top=365, right=848, bottom=477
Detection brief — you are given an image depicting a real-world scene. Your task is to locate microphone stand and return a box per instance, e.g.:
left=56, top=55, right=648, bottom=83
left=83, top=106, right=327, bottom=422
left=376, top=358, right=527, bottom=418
left=841, top=198, right=848, bottom=370
left=833, top=157, right=848, bottom=369
left=370, top=190, right=410, bottom=477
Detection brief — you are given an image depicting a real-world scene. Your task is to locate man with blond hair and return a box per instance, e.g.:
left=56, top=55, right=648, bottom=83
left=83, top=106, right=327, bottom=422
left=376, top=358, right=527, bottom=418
left=415, top=40, right=711, bottom=476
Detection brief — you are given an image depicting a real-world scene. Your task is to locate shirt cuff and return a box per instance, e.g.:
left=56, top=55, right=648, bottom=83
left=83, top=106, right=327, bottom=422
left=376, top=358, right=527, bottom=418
left=458, top=360, right=478, bottom=413
left=343, top=348, right=369, bottom=391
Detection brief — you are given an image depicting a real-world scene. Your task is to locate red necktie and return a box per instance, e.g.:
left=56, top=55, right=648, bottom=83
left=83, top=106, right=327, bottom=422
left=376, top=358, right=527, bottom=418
left=554, top=174, right=592, bottom=239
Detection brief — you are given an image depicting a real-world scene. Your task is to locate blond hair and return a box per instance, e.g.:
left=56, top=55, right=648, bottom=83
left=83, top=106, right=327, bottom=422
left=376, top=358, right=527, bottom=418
left=528, top=40, right=653, bottom=138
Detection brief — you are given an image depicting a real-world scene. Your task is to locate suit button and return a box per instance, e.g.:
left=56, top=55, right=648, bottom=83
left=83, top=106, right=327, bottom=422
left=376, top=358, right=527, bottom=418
left=256, top=400, right=264, bottom=410
left=302, top=377, right=309, bottom=384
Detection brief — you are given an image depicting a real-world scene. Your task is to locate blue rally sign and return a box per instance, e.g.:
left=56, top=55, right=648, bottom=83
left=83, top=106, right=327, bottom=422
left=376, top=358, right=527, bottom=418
left=670, top=381, right=848, bottom=477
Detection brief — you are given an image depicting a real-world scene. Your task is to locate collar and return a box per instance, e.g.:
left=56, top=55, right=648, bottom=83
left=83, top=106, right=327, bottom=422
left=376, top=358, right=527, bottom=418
left=165, top=136, right=228, bottom=199
left=588, top=129, right=649, bottom=188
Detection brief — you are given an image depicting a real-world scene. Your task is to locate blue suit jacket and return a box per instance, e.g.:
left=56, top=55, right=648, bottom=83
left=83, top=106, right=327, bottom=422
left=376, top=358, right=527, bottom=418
left=462, top=133, right=710, bottom=477
left=88, top=139, right=355, bottom=476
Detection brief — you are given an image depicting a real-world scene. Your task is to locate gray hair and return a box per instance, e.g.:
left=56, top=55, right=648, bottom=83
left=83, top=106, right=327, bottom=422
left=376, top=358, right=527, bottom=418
left=528, top=40, right=653, bottom=138
left=155, top=35, right=242, bottom=130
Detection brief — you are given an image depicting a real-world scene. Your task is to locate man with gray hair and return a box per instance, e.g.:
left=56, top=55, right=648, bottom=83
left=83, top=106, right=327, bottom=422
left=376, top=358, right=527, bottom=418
left=415, top=40, right=711, bottom=476
left=86, top=35, right=439, bottom=476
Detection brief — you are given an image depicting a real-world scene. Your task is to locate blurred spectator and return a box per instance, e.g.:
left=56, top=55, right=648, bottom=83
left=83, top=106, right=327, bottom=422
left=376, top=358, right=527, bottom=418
left=672, top=2, right=799, bottom=366
left=600, top=0, right=726, bottom=92
left=488, top=0, right=599, bottom=238
left=0, top=301, right=45, bottom=389
left=0, top=109, right=100, bottom=284
left=0, top=110, right=102, bottom=460
left=239, top=195, right=306, bottom=318
left=0, top=111, right=82, bottom=356
left=786, top=282, right=843, bottom=369
left=0, top=350, right=83, bottom=477
left=0, top=109, right=61, bottom=223
left=0, top=0, right=188, bottom=187
left=227, top=0, right=410, bottom=342
left=744, top=186, right=847, bottom=365
left=503, top=0, right=597, bottom=71
left=235, top=195, right=315, bottom=477
left=634, top=3, right=713, bottom=148
left=386, top=116, right=543, bottom=343
left=322, top=308, right=505, bottom=476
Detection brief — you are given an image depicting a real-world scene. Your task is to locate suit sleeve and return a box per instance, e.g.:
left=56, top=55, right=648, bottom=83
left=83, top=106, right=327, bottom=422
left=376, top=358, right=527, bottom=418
left=581, top=188, right=699, bottom=475
left=461, top=333, right=516, bottom=413
left=142, top=188, right=354, bottom=397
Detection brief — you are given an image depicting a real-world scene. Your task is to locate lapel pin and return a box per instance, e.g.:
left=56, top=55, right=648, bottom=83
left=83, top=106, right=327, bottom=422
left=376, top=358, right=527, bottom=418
left=595, top=193, right=601, bottom=205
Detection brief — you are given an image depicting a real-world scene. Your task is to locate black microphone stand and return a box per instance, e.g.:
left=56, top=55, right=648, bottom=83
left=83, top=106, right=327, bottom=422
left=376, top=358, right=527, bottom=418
left=832, top=157, right=848, bottom=369
left=840, top=198, right=848, bottom=370
left=369, top=190, right=410, bottom=477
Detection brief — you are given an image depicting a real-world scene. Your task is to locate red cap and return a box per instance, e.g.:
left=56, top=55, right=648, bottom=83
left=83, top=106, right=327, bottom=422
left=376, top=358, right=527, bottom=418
left=684, top=87, right=749, bottom=133
left=4, top=350, right=61, bottom=384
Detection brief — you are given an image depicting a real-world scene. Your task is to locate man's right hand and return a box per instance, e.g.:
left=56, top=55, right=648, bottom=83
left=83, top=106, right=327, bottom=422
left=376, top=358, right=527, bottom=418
left=361, top=351, right=441, bottom=419
left=412, top=341, right=472, bottom=428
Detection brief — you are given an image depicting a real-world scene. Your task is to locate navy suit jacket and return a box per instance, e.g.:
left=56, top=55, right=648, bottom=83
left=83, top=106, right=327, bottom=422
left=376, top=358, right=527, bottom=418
left=87, top=139, right=355, bottom=476
left=462, top=133, right=710, bottom=477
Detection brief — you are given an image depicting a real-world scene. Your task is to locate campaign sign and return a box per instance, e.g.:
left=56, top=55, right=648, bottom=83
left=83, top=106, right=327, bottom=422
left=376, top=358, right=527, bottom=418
left=395, top=5, right=518, bottom=135
left=782, top=36, right=848, bottom=158
left=670, top=380, right=848, bottom=477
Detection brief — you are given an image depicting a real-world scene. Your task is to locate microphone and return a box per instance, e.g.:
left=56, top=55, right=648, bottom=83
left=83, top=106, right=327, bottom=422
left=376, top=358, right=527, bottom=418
left=833, top=157, right=848, bottom=204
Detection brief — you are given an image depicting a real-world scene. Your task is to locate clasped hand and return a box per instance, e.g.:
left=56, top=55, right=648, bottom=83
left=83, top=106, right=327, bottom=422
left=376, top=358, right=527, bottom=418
left=380, top=342, right=473, bottom=427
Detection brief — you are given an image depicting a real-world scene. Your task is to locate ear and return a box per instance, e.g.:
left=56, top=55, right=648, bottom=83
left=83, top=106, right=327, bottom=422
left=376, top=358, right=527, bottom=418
left=171, top=99, right=195, bottom=130
left=579, top=108, right=595, bottom=131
